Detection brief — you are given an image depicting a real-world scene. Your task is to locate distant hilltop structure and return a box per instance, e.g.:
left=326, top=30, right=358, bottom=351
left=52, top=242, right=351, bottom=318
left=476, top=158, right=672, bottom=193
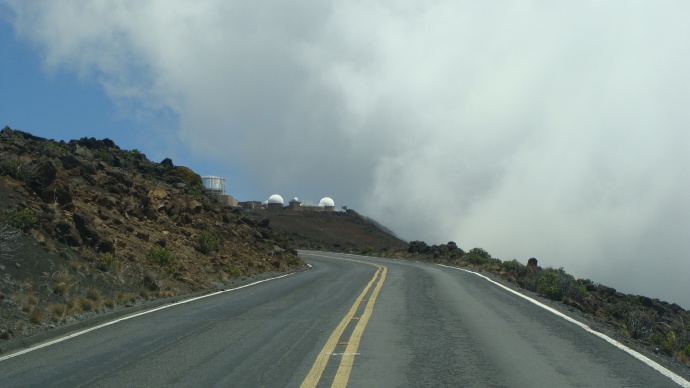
left=200, top=175, right=341, bottom=212
left=201, top=175, right=238, bottom=206
left=266, top=194, right=284, bottom=210
left=239, top=194, right=342, bottom=212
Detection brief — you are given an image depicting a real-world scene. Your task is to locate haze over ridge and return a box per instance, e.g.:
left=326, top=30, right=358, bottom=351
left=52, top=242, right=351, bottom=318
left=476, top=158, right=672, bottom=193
left=1, top=1, right=689, bottom=307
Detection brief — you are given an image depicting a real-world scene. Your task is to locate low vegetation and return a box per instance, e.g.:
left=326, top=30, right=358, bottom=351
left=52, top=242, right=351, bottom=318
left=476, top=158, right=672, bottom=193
left=0, top=156, right=38, bottom=181
left=146, top=247, right=178, bottom=274
left=373, top=240, right=690, bottom=366
left=0, top=126, right=302, bottom=345
left=197, top=232, right=222, bottom=255
left=0, top=207, right=37, bottom=231
left=96, top=252, right=118, bottom=272
left=163, top=166, right=204, bottom=196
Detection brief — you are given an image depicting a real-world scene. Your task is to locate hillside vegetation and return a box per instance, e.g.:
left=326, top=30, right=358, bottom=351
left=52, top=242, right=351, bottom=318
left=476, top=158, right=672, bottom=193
left=0, top=127, right=302, bottom=343
left=376, top=240, right=690, bottom=366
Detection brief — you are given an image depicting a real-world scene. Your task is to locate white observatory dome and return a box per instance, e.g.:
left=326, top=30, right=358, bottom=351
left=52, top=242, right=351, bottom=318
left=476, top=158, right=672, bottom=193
left=291, top=197, right=299, bottom=202
left=268, top=194, right=284, bottom=205
left=319, top=197, right=335, bottom=207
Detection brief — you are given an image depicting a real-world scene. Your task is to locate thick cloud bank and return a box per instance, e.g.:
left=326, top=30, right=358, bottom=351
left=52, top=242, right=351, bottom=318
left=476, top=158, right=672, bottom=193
left=3, top=1, right=690, bottom=307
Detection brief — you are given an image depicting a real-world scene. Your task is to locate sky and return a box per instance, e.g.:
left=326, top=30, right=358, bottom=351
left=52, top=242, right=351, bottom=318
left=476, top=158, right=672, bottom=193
left=1, top=1, right=689, bottom=308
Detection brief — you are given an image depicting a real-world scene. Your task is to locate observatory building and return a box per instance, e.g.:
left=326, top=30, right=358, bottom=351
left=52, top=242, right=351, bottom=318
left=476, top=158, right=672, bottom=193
left=244, top=193, right=338, bottom=212
left=319, top=197, right=335, bottom=211
left=289, top=197, right=302, bottom=210
left=202, top=176, right=238, bottom=206
left=202, top=176, right=225, bottom=195
left=267, top=194, right=284, bottom=210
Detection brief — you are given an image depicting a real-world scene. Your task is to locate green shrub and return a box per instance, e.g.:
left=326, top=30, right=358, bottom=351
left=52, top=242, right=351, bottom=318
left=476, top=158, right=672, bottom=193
left=501, top=259, right=523, bottom=271
left=684, top=344, right=690, bottom=357
left=466, top=247, right=492, bottom=265
left=0, top=207, right=37, bottom=230
left=146, top=247, right=178, bottom=274
left=93, top=149, right=114, bottom=164
left=223, top=265, right=242, bottom=276
left=447, top=241, right=465, bottom=257
left=537, top=272, right=561, bottom=300
left=164, top=166, right=203, bottom=195
left=359, top=246, right=374, bottom=255
left=0, top=157, right=37, bottom=181
left=407, top=240, right=430, bottom=254
left=198, top=232, right=222, bottom=255
left=96, top=252, right=118, bottom=271
left=532, top=267, right=586, bottom=302
left=43, top=141, right=67, bottom=156
left=662, top=332, right=676, bottom=352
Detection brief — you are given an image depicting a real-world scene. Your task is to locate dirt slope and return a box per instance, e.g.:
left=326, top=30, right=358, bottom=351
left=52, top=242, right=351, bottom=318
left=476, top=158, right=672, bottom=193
left=248, top=208, right=407, bottom=253
left=0, top=126, right=302, bottom=342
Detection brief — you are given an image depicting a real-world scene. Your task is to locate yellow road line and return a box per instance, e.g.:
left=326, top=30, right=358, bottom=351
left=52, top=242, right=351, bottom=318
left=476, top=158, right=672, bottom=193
left=332, top=264, right=387, bottom=387
left=300, top=256, right=386, bottom=388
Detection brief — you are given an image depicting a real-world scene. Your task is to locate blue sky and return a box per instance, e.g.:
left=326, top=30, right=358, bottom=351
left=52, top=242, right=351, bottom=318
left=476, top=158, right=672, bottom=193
left=0, top=9, right=256, bottom=201
left=0, top=19, right=134, bottom=144
left=1, top=1, right=689, bottom=307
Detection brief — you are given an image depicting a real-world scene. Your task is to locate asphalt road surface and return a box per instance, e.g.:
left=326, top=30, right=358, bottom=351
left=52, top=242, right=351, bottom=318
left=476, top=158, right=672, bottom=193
left=1, top=251, right=688, bottom=387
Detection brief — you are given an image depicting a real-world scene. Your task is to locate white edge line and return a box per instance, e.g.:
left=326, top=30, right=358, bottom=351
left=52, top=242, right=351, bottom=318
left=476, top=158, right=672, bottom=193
left=0, top=272, right=298, bottom=362
left=437, top=264, right=690, bottom=387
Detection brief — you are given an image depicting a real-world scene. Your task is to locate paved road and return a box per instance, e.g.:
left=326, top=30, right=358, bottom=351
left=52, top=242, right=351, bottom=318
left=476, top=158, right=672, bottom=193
left=1, top=251, right=688, bottom=387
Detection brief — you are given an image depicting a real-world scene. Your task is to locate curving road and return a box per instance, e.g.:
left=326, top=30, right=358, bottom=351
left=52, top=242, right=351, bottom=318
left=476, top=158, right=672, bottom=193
left=1, top=251, right=688, bottom=387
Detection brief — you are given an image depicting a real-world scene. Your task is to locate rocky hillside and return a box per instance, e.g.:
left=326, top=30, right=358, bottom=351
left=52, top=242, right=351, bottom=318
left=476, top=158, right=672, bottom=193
left=0, top=126, right=302, bottom=342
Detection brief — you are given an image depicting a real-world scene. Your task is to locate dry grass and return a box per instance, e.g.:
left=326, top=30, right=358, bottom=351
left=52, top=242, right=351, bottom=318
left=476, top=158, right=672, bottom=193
left=13, top=292, right=39, bottom=313
left=50, top=304, right=66, bottom=322
left=29, top=307, right=43, bottom=325
left=67, top=295, right=83, bottom=316
left=27, top=292, right=39, bottom=305
left=103, top=298, right=115, bottom=309
left=14, top=294, right=31, bottom=313
left=86, top=286, right=101, bottom=301
left=52, top=270, right=74, bottom=296
left=156, top=289, right=176, bottom=298
left=79, top=296, right=95, bottom=311
left=116, top=291, right=139, bottom=304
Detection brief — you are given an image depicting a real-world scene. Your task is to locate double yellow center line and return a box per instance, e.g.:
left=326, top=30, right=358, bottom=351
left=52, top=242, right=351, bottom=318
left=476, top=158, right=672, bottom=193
left=301, top=256, right=387, bottom=387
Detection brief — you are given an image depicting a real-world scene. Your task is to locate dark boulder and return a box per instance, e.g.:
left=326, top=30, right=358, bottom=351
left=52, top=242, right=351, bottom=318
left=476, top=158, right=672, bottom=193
left=61, top=155, right=84, bottom=170
left=72, top=212, right=99, bottom=245
left=54, top=221, right=83, bottom=246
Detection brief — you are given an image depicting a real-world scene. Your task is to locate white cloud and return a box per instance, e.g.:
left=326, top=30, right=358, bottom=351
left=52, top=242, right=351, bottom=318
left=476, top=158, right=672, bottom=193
left=3, top=0, right=690, bottom=307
